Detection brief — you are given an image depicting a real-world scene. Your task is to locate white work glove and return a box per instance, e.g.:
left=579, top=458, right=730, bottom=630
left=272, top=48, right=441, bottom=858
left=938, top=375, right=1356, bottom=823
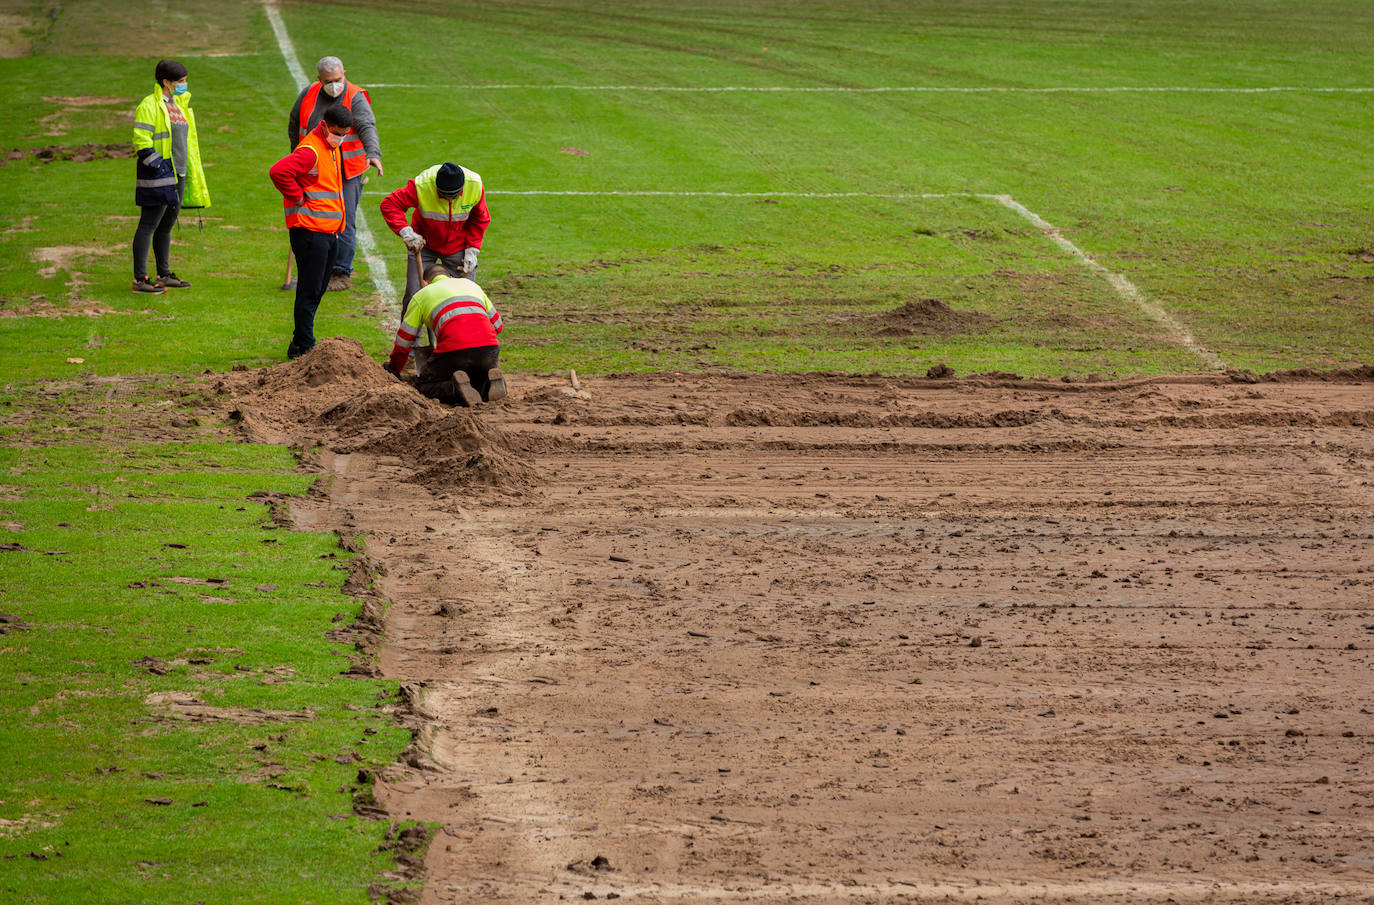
left=399, top=226, right=425, bottom=252
left=461, top=247, right=479, bottom=275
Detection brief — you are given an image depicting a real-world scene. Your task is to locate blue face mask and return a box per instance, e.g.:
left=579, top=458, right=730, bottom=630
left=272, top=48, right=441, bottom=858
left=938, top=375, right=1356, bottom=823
left=172, top=82, right=189, bottom=96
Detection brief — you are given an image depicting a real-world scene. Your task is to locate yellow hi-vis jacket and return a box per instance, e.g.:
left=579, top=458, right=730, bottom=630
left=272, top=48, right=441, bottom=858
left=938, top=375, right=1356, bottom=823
left=415, top=164, right=483, bottom=224
left=132, top=85, right=210, bottom=209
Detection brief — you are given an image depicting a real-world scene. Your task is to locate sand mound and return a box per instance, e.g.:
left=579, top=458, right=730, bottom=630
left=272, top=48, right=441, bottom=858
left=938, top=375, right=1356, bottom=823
left=343, top=408, right=509, bottom=458
left=1257, top=364, right=1374, bottom=383
left=868, top=298, right=989, bottom=336
left=410, top=449, right=540, bottom=492
left=321, top=386, right=433, bottom=437
left=273, top=337, right=398, bottom=390
left=217, top=337, right=540, bottom=494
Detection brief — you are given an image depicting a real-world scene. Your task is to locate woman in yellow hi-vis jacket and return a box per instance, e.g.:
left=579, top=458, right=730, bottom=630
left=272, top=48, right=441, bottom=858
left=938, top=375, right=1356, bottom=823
left=130, top=59, right=210, bottom=294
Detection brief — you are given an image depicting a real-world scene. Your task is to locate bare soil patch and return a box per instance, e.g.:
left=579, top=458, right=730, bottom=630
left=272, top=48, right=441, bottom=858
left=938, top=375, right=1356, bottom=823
left=213, top=354, right=1374, bottom=904
left=0, top=12, right=35, bottom=58
left=0, top=297, right=120, bottom=318
left=31, top=244, right=119, bottom=280
left=145, top=691, right=315, bottom=726
left=3, top=142, right=131, bottom=164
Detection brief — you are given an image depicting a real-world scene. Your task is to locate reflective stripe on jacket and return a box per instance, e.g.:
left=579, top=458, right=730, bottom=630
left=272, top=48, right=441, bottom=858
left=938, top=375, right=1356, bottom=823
left=283, top=130, right=345, bottom=233
left=379, top=164, right=490, bottom=255
left=415, top=164, right=484, bottom=224
left=392, top=276, right=502, bottom=357
left=132, top=85, right=210, bottom=208
left=298, top=82, right=369, bottom=179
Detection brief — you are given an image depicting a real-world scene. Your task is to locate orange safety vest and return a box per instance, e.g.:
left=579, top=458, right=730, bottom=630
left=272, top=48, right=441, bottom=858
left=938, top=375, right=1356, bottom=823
left=297, top=82, right=370, bottom=179
left=283, top=130, right=345, bottom=233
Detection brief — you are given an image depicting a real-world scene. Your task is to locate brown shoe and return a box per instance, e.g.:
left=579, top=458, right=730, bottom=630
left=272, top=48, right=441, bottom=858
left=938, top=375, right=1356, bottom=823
left=451, top=371, right=482, bottom=407
left=156, top=273, right=191, bottom=289
left=132, top=278, right=165, bottom=294
left=326, top=273, right=352, bottom=291
left=484, top=367, right=507, bottom=402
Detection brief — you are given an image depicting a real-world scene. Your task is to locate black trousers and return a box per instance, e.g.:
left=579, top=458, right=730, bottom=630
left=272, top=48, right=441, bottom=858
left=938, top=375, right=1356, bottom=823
left=288, top=226, right=339, bottom=351
left=132, top=177, right=184, bottom=280
left=417, top=345, right=500, bottom=403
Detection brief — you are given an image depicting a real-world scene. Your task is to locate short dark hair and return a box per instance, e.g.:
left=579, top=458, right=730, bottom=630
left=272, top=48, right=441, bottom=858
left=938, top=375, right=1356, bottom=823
left=154, top=60, right=188, bottom=84
left=322, top=105, right=353, bottom=129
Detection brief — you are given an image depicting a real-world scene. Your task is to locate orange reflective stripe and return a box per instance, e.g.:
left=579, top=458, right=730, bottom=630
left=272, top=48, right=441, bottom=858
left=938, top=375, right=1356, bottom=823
left=296, top=83, right=323, bottom=148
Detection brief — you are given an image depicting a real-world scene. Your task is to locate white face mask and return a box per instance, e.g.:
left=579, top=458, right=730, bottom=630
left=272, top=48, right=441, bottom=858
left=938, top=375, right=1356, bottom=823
left=325, top=131, right=346, bottom=148
left=322, top=79, right=345, bottom=98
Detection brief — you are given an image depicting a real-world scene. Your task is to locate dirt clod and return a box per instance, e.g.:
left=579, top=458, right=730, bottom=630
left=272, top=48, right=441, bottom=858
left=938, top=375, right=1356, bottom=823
left=868, top=298, right=990, bottom=336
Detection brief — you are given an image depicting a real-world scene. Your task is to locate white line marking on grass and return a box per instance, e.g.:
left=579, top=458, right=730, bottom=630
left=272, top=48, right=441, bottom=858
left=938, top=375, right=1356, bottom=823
left=263, top=0, right=399, bottom=327
left=361, top=191, right=966, bottom=198
left=991, top=194, right=1224, bottom=370
left=369, top=83, right=1374, bottom=94
left=494, top=191, right=971, bottom=198
left=354, top=185, right=1221, bottom=368
left=262, top=2, right=309, bottom=90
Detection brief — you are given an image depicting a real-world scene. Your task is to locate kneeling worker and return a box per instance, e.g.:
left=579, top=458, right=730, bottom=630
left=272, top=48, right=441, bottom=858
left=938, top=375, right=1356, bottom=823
left=382, top=263, right=506, bottom=407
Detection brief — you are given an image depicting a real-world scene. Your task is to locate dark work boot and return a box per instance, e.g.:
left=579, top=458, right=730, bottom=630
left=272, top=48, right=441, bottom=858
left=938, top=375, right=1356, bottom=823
left=451, top=371, right=482, bottom=407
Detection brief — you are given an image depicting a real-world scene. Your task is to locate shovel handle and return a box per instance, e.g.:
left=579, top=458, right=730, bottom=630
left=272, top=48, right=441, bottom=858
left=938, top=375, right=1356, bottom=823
left=413, top=247, right=428, bottom=288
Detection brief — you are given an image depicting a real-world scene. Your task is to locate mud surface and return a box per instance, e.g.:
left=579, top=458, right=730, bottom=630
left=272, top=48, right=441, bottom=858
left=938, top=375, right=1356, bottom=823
left=2, top=142, right=131, bottom=164
left=223, top=340, right=1374, bottom=903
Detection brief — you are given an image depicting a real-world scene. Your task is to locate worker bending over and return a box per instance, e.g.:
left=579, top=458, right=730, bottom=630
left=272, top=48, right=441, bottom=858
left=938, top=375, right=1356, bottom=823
left=380, top=161, right=489, bottom=305
left=383, top=263, right=506, bottom=407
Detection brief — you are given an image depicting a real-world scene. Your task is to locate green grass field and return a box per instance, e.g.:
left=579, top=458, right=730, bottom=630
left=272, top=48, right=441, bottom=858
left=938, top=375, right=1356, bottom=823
left=1, top=1, right=1372, bottom=901
left=2, top=0, right=1372, bottom=377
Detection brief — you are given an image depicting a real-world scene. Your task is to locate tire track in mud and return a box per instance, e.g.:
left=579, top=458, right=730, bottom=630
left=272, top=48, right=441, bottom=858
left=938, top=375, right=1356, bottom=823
left=218, top=344, right=1374, bottom=904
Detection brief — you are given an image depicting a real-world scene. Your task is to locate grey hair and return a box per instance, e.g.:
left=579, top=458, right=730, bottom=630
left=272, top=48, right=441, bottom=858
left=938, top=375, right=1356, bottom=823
left=316, top=56, right=344, bottom=74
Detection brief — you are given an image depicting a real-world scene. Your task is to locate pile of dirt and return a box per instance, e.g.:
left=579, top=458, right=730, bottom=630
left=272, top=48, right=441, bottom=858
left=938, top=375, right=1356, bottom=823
left=410, top=448, right=540, bottom=492
left=342, top=408, right=509, bottom=459
left=270, top=337, right=400, bottom=391
left=217, top=337, right=539, bottom=494
left=867, top=298, right=990, bottom=336
left=320, top=386, right=432, bottom=437
left=1257, top=364, right=1374, bottom=383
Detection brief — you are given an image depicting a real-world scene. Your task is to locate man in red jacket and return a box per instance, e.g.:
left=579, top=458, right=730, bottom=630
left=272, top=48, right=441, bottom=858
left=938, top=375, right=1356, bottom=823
left=382, top=263, right=505, bottom=407
left=269, top=105, right=352, bottom=359
left=380, top=161, right=490, bottom=310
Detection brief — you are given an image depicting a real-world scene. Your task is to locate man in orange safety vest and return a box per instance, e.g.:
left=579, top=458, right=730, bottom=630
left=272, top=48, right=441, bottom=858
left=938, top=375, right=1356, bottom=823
left=288, top=55, right=383, bottom=292
left=270, top=105, right=353, bottom=360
